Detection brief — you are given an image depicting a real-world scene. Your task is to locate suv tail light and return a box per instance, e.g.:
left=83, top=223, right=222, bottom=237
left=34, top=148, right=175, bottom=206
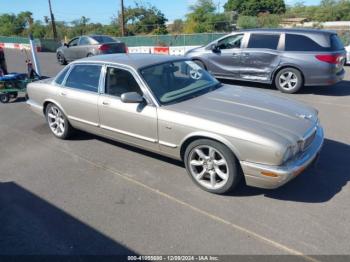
left=98, top=44, right=110, bottom=51
left=315, top=54, right=341, bottom=64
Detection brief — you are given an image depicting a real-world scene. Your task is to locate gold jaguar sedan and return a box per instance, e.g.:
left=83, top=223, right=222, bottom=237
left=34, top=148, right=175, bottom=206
left=27, top=54, right=324, bottom=194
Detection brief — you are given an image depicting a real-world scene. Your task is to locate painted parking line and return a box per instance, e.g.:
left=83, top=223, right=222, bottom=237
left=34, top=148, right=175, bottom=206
left=8, top=125, right=321, bottom=262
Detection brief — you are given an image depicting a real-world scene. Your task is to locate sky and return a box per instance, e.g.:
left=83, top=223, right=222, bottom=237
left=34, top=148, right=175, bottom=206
left=1, top=0, right=321, bottom=24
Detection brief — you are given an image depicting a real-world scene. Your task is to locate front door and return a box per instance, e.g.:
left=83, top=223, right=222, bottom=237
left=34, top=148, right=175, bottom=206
left=98, top=66, right=158, bottom=151
left=56, top=64, right=101, bottom=133
left=64, top=37, right=80, bottom=61
left=206, top=34, right=244, bottom=78
left=240, top=33, right=281, bottom=82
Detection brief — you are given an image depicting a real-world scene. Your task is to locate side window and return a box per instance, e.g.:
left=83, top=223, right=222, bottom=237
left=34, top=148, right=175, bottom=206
left=69, top=38, right=79, bottom=47
left=55, top=66, right=70, bottom=85
left=79, top=37, right=91, bottom=46
left=105, top=67, right=142, bottom=97
left=218, top=34, right=244, bottom=50
left=285, top=34, right=328, bottom=51
left=247, top=34, right=280, bottom=50
left=65, top=65, right=101, bottom=92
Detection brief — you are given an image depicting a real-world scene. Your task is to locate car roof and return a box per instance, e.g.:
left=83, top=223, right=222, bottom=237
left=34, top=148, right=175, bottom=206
left=75, top=54, right=186, bottom=70
left=238, top=28, right=336, bottom=35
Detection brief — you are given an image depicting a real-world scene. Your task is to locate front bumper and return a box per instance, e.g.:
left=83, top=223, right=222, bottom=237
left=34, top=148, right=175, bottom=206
left=240, top=126, right=324, bottom=189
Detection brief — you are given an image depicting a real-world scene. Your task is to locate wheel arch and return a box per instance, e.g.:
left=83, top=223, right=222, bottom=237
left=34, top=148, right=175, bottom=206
left=43, top=99, right=68, bottom=118
left=191, top=58, right=208, bottom=70
left=179, top=132, right=241, bottom=161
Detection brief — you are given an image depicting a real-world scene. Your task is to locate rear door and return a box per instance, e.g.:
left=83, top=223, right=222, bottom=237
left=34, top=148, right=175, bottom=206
left=206, top=33, right=245, bottom=78
left=240, top=33, right=281, bottom=82
left=56, top=64, right=102, bottom=133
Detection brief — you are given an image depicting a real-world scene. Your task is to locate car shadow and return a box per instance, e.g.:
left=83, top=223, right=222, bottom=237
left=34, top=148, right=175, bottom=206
left=71, top=131, right=349, bottom=203
left=231, top=138, right=350, bottom=203
left=220, top=79, right=350, bottom=97
left=69, top=130, right=185, bottom=168
left=0, top=182, right=137, bottom=255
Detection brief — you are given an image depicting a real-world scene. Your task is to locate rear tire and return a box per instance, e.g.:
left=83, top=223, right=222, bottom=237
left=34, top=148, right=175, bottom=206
left=184, top=139, right=241, bottom=194
left=45, top=103, right=73, bottom=140
left=0, top=94, right=10, bottom=103
left=275, top=68, right=303, bottom=94
left=57, top=52, right=67, bottom=65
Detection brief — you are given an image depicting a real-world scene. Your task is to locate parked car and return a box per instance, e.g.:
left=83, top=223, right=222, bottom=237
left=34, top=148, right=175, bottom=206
left=345, top=44, right=350, bottom=65
left=186, top=29, right=346, bottom=94
left=56, top=35, right=127, bottom=65
left=27, top=54, right=324, bottom=194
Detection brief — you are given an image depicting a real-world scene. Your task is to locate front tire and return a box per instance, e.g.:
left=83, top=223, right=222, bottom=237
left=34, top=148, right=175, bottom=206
left=184, top=139, right=241, bottom=194
left=57, top=52, right=67, bottom=65
left=275, top=68, right=303, bottom=94
left=45, top=103, right=72, bottom=139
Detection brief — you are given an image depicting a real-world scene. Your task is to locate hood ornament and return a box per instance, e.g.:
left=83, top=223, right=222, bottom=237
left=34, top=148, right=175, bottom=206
left=296, top=113, right=313, bottom=120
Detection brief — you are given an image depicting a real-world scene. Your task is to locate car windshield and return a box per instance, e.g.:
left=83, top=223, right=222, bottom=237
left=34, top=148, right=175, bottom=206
left=92, top=36, right=116, bottom=43
left=140, top=60, right=221, bottom=105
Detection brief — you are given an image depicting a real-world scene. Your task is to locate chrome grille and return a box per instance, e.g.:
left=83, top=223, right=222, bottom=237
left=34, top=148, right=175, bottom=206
left=302, top=129, right=317, bottom=151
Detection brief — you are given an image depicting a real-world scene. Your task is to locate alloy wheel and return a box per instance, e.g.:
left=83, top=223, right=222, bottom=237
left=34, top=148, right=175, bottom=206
left=279, top=71, right=298, bottom=90
left=47, top=105, right=65, bottom=137
left=188, top=145, right=229, bottom=190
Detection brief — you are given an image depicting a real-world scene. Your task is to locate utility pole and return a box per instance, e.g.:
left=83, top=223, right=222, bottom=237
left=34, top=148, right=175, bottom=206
left=120, top=0, right=126, bottom=36
left=48, top=0, right=58, bottom=40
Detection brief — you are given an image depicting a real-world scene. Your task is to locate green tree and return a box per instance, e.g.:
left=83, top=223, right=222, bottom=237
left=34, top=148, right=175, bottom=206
left=184, top=0, right=231, bottom=33
left=169, top=19, right=184, bottom=34
left=118, top=2, right=168, bottom=35
left=224, top=0, right=286, bottom=16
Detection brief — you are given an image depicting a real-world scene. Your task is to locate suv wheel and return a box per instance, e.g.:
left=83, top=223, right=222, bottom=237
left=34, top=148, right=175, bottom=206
left=46, top=103, right=72, bottom=139
left=275, top=68, right=303, bottom=94
left=184, top=139, right=241, bottom=194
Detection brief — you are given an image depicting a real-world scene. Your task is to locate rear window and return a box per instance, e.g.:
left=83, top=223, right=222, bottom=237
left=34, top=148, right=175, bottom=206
left=65, top=65, right=101, bottom=92
left=91, top=36, right=116, bottom=43
left=285, top=34, right=331, bottom=52
left=247, top=34, right=280, bottom=50
left=330, top=34, right=344, bottom=51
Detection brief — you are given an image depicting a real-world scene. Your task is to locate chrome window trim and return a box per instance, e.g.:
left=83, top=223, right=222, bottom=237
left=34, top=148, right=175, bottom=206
left=102, top=63, right=158, bottom=107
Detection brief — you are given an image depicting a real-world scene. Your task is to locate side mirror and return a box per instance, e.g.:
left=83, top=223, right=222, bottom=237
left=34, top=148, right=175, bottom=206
left=64, top=43, right=69, bottom=48
left=121, top=92, right=144, bottom=103
left=210, top=43, right=220, bottom=53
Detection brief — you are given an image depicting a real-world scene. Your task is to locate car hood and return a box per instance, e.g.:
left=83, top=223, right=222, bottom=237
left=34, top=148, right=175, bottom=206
left=165, top=85, right=318, bottom=145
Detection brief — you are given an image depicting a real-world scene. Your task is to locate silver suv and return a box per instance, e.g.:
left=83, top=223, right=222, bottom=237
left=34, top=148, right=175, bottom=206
left=186, top=29, right=346, bottom=93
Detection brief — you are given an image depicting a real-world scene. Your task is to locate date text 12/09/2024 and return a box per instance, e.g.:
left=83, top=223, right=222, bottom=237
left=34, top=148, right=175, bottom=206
left=127, top=256, right=219, bottom=261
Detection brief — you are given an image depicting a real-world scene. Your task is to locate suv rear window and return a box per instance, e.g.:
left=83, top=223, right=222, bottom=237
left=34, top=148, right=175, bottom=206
left=247, top=34, right=280, bottom=50
left=285, top=34, right=331, bottom=52
left=330, top=34, right=344, bottom=51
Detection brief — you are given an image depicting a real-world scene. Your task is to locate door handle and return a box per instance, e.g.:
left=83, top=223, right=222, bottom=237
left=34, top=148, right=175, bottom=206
left=102, top=101, right=110, bottom=106
left=60, top=92, right=67, bottom=96
left=242, top=53, right=250, bottom=57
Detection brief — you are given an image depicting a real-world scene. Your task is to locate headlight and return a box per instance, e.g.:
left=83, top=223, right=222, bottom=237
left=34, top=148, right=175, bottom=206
left=283, top=142, right=302, bottom=163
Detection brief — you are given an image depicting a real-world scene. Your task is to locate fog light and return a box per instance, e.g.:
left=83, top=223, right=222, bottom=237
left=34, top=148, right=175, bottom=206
left=261, top=172, right=279, bottom=178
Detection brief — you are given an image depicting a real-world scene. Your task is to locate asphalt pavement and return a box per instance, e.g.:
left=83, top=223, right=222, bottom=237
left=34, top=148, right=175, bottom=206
left=1, top=49, right=350, bottom=259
